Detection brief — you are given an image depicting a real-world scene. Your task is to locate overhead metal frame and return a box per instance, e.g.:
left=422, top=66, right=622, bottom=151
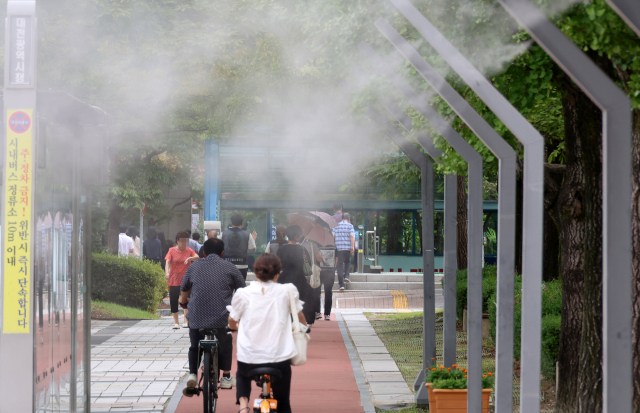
left=375, top=19, right=519, bottom=410
left=378, top=98, right=459, bottom=370
left=388, top=1, right=547, bottom=410
left=359, top=41, right=484, bottom=408
left=605, top=0, right=640, bottom=37
left=379, top=98, right=458, bottom=369
left=493, top=2, right=633, bottom=412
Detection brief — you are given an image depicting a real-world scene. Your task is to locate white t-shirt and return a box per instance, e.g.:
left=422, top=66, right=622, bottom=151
left=118, top=233, right=134, bottom=256
left=229, top=281, right=303, bottom=364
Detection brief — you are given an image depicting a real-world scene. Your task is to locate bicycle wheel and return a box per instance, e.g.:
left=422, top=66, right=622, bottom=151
left=210, top=346, right=219, bottom=410
left=202, top=351, right=217, bottom=413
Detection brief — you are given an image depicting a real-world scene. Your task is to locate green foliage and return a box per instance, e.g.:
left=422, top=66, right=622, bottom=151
left=426, top=365, right=466, bottom=383
left=431, top=375, right=494, bottom=390
left=91, top=253, right=166, bottom=313
left=487, top=279, right=562, bottom=362
left=450, top=264, right=500, bottom=320
left=540, top=314, right=562, bottom=380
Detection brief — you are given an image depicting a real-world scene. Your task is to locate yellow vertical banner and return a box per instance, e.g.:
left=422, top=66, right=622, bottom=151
left=3, top=109, right=33, bottom=333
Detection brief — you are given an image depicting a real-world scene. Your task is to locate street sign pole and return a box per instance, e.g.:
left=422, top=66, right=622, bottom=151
left=0, top=1, right=37, bottom=411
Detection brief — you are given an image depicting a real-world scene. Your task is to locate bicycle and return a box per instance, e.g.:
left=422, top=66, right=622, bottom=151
left=183, top=328, right=220, bottom=413
left=247, top=367, right=282, bottom=413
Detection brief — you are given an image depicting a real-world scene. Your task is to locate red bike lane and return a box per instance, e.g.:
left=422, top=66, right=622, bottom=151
left=174, top=314, right=365, bottom=413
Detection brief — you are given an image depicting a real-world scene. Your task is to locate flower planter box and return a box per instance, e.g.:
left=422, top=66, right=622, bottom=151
left=431, top=388, right=492, bottom=413
left=426, top=383, right=436, bottom=412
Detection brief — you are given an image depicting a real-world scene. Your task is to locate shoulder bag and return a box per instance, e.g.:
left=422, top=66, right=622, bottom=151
left=302, top=247, right=313, bottom=277
left=308, top=244, right=321, bottom=289
left=287, top=284, right=310, bottom=366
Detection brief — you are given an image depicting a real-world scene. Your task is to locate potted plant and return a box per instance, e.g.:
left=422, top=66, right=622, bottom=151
left=424, top=363, right=467, bottom=413
left=430, top=372, right=493, bottom=413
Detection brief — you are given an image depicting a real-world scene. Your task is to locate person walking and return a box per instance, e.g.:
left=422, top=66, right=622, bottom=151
left=332, top=213, right=355, bottom=291
left=180, top=238, right=245, bottom=393
left=158, top=230, right=168, bottom=269
left=276, top=225, right=314, bottom=324
left=165, top=231, right=199, bottom=329
left=221, top=214, right=256, bottom=280
left=118, top=224, right=134, bottom=256
left=331, top=204, right=343, bottom=224
left=265, top=225, right=287, bottom=256
left=191, top=232, right=202, bottom=252
left=319, top=245, right=337, bottom=320
left=143, top=227, right=162, bottom=264
left=228, top=253, right=309, bottom=413
left=127, top=226, right=141, bottom=258
left=198, top=229, right=218, bottom=258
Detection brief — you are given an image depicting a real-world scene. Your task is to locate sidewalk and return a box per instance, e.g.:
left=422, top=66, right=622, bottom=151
left=173, top=314, right=367, bottom=413
left=89, top=308, right=420, bottom=412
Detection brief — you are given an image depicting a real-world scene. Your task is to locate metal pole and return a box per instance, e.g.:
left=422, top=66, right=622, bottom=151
left=366, top=109, right=436, bottom=402
left=491, top=2, right=633, bottom=411
left=604, top=0, right=640, bottom=37
left=139, top=209, right=144, bottom=260
left=359, top=42, right=484, bottom=411
left=443, top=173, right=457, bottom=367
left=0, top=2, right=37, bottom=411
left=375, top=20, right=518, bottom=411
left=378, top=98, right=459, bottom=369
left=388, top=2, right=547, bottom=411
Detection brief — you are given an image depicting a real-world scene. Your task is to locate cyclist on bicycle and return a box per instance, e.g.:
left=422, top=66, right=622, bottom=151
left=228, top=253, right=309, bottom=413
left=180, top=238, right=246, bottom=393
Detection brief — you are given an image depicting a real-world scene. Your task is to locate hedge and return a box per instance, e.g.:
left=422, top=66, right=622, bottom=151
left=91, top=253, right=166, bottom=313
left=487, top=278, right=562, bottom=364
left=446, top=264, right=502, bottom=320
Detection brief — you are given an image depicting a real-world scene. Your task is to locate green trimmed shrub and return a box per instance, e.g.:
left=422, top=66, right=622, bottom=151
left=451, top=265, right=499, bottom=320
left=540, top=314, right=561, bottom=380
left=488, top=279, right=562, bottom=361
left=91, top=253, right=166, bottom=313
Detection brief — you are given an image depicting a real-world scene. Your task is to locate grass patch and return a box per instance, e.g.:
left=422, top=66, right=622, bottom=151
left=92, top=300, right=160, bottom=320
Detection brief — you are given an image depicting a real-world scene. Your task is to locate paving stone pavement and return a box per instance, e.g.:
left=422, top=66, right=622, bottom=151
left=90, top=318, right=189, bottom=412
left=341, top=312, right=416, bottom=408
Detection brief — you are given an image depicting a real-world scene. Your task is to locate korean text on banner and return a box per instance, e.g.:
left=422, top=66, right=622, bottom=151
left=3, top=109, right=33, bottom=333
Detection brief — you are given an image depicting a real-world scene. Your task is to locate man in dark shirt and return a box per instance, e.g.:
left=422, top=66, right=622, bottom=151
left=179, top=238, right=245, bottom=393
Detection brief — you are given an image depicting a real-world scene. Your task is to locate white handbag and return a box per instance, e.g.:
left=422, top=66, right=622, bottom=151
left=287, top=284, right=310, bottom=366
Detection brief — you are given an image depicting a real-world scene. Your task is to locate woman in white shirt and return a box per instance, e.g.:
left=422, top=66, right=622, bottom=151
left=228, top=253, right=308, bottom=413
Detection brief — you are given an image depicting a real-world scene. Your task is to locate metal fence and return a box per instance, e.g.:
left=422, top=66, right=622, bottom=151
left=363, top=0, right=637, bottom=411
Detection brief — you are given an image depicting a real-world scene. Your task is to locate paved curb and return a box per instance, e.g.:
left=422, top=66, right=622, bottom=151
left=336, top=312, right=376, bottom=413
left=164, top=374, right=187, bottom=413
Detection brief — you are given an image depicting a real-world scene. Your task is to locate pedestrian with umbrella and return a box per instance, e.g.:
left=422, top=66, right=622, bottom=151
left=276, top=225, right=315, bottom=325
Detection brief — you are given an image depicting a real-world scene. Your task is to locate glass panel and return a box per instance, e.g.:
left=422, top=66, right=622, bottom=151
left=377, top=211, right=415, bottom=255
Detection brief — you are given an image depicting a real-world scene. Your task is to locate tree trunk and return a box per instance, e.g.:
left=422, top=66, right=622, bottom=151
left=107, top=199, right=125, bottom=254
left=457, top=174, right=467, bottom=270
left=543, top=210, right=560, bottom=282
left=631, top=110, right=640, bottom=412
left=550, top=92, right=586, bottom=413
left=573, top=87, right=604, bottom=413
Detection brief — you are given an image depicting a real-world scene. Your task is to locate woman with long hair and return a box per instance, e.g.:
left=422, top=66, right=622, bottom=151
left=265, top=225, right=287, bottom=256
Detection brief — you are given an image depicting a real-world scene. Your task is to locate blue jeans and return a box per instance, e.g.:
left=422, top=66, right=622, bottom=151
left=336, top=250, right=352, bottom=287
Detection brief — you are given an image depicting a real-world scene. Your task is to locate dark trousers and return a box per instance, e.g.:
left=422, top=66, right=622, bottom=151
left=336, top=250, right=352, bottom=287
left=239, top=268, right=248, bottom=281
left=169, top=286, right=181, bottom=313
left=236, top=360, right=292, bottom=413
left=189, top=328, right=233, bottom=375
left=320, top=270, right=335, bottom=315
